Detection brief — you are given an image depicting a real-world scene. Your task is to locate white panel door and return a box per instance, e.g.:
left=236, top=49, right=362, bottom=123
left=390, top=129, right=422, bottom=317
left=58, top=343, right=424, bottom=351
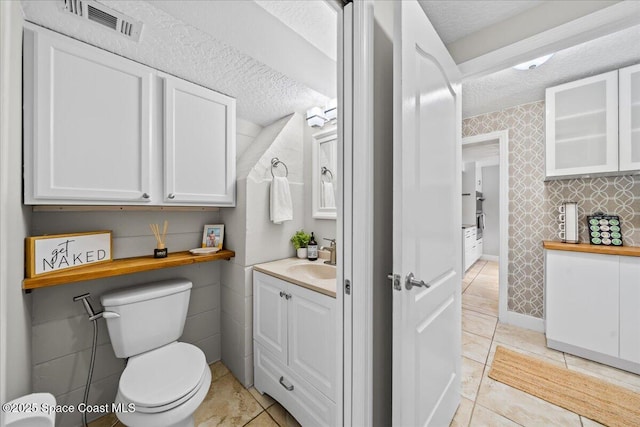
left=24, top=26, right=153, bottom=204
left=619, top=63, right=640, bottom=172
left=545, top=251, right=619, bottom=357
left=620, top=256, right=640, bottom=363
left=288, top=283, right=336, bottom=400
left=253, top=272, right=288, bottom=364
left=545, top=71, right=619, bottom=178
left=164, top=75, right=236, bottom=205
left=392, top=1, right=462, bottom=425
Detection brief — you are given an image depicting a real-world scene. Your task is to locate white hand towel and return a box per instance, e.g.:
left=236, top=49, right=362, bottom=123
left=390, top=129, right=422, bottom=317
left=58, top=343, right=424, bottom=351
left=321, top=181, right=336, bottom=208
left=270, top=176, right=293, bottom=224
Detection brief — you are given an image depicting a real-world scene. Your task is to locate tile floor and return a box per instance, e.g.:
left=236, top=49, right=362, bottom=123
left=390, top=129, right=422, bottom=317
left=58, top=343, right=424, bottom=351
left=454, top=260, right=640, bottom=427
left=91, top=259, right=640, bottom=427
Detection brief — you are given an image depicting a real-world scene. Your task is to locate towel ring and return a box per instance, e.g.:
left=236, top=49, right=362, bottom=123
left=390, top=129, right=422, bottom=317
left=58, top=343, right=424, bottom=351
left=321, top=166, right=334, bottom=182
left=271, top=157, right=289, bottom=178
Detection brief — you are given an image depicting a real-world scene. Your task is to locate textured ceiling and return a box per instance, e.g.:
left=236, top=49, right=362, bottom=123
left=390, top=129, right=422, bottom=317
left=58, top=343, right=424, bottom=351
left=463, top=24, right=640, bottom=118
left=419, top=0, right=543, bottom=44
left=254, top=0, right=337, bottom=61
left=20, top=0, right=331, bottom=127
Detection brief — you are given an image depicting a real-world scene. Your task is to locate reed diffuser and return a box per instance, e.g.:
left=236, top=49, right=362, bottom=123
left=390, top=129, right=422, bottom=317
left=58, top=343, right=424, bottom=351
left=150, top=220, right=168, bottom=258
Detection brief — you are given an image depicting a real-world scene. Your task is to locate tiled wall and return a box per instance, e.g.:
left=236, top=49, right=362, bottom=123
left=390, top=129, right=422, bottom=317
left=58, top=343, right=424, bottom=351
left=463, top=101, right=640, bottom=319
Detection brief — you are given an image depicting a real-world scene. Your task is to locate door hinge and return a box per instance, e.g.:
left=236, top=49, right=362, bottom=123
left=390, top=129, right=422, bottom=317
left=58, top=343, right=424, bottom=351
left=388, top=274, right=401, bottom=291
left=344, top=279, right=351, bottom=295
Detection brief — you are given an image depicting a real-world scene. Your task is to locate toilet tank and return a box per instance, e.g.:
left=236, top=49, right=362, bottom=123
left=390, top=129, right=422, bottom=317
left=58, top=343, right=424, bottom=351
left=100, top=279, right=192, bottom=358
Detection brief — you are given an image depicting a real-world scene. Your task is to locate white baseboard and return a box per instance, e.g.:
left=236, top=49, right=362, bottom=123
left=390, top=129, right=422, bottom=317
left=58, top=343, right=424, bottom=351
left=501, top=311, right=545, bottom=333
left=480, top=254, right=499, bottom=262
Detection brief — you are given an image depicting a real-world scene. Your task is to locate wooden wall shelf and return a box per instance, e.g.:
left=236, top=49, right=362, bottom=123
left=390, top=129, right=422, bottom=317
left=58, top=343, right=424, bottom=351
left=23, top=249, right=235, bottom=291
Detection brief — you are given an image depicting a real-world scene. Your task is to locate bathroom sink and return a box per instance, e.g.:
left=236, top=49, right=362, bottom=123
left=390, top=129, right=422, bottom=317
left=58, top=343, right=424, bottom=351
left=286, top=263, right=336, bottom=280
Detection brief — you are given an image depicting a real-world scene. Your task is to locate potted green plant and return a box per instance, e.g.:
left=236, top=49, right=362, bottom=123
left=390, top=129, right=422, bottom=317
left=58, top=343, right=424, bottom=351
left=290, top=230, right=311, bottom=259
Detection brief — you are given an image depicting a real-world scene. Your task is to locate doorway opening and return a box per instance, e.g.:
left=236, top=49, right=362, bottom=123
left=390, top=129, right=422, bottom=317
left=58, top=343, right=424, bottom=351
left=462, top=130, right=509, bottom=321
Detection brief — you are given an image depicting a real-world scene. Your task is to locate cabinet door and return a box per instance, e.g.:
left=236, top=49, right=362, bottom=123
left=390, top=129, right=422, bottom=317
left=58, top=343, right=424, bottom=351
left=288, top=283, right=337, bottom=400
left=23, top=27, right=153, bottom=204
left=545, top=251, right=619, bottom=357
left=620, top=257, right=640, bottom=363
left=163, top=75, right=236, bottom=205
left=253, top=272, right=288, bottom=363
left=619, top=64, right=640, bottom=172
left=475, top=164, right=482, bottom=192
left=545, top=71, right=618, bottom=178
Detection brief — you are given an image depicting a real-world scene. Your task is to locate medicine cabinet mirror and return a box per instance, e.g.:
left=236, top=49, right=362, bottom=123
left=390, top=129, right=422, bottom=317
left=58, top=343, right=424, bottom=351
left=312, top=127, right=337, bottom=220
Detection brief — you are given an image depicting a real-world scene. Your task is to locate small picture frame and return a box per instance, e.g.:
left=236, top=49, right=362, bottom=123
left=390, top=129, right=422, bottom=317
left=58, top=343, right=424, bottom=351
left=202, top=224, right=224, bottom=249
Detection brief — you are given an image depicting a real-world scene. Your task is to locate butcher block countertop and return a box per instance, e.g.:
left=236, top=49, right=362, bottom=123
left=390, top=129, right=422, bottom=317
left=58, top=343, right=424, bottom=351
left=543, top=241, right=640, bottom=257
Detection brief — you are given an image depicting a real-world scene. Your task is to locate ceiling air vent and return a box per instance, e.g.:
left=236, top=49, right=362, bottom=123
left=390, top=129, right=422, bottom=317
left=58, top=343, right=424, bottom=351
left=62, top=0, right=143, bottom=41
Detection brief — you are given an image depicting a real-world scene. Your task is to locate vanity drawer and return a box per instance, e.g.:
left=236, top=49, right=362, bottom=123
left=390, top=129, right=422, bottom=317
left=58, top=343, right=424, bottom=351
left=255, top=343, right=335, bottom=427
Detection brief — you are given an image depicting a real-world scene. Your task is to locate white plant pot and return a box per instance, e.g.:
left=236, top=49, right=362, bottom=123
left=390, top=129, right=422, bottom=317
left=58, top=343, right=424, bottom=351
left=297, top=248, right=308, bottom=259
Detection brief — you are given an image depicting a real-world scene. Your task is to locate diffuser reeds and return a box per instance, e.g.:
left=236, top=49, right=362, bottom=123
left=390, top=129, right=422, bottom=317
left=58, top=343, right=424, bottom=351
left=150, top=220, right=168, bottom=250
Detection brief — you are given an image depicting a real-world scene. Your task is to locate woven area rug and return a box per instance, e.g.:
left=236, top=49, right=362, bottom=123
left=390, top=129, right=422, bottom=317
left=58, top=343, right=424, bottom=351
left=488, top=346, right=640, bottom=427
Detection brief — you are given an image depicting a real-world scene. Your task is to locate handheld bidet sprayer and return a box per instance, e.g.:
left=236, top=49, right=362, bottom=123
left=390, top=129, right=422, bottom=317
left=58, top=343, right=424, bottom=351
left=72, top=293, right=103, bottom=427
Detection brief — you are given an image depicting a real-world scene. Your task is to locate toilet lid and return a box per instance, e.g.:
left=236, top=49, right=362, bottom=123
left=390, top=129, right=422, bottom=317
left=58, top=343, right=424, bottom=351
left=119, top=342, right=207, bottom=408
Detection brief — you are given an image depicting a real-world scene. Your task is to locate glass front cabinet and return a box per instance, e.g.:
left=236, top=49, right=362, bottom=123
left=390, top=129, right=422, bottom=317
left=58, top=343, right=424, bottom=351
left=545, top=64, right=640, bottom=179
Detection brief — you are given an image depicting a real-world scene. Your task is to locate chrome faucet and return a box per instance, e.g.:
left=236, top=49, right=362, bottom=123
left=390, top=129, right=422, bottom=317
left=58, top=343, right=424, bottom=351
left=322, top=238, right=337, bottom=266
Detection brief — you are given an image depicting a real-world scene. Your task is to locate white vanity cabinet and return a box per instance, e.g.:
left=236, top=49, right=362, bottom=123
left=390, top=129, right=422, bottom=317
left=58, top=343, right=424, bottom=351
left=545, top=71, right=619, bottom=178
left=163, top=75, right=235, bottom=206
left=253, top=271, right=337, bottom=426
left=545, top=247, right=640, bottom=373
left=619, top=63, right=640, bottom=172
left=23, top=25, right=154, bottom=204
left=23, top=24, right=236, bottom=206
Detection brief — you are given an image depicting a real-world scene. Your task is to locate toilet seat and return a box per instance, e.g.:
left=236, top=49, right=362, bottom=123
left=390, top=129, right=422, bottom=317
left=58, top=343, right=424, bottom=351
left=119, top=342, right=208, bottom=414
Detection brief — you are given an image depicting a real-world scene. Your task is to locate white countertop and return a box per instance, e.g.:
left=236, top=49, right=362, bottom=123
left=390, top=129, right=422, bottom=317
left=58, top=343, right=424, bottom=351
left=253, top=257, right=337, bottom=298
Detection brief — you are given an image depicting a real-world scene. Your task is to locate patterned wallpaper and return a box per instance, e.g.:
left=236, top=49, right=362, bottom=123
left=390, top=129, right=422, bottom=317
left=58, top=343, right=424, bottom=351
left=463, top=101, right=640, bottom=319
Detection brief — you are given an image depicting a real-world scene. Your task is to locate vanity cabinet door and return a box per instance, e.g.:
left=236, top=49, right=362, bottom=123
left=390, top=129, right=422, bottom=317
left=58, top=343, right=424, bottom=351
left=23, top=26, right=153, bottom=204
left=253, top=272, right=288, bottom=364
left=163, top=75, right=236, bottom=206
left=545, top=71, right=619, bottom=178
left=619, top=63, right=640, bottom=172
left=620, top=257, right=640, bottom=363
left=287, top=284, right=337, bottom=400
left=545, top=251, right=620, bottom=357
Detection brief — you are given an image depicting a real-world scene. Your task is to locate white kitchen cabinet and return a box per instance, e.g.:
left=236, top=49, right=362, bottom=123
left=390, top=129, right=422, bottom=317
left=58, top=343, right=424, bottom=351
left=463, top=227, right=477, bottom=271
left=23, top=24, right=236, bottom=206
left=620, top=256, right=640, bottom=364
left=545, top=248, right=640, bottom=374
left=619, top=63, right=640, bottom=172
left=163, top=75, right=235, bottom=206
left=476, top=238, right=483, bottom=261
left=23, top=25, right=153, bottom=204
left=545, top=250, right=619, bottom=357
left=475, top=164, right=483, bottom=192
left=545, top=71, right=619, bottom=178
left=253, top=271, right=337, bottom=426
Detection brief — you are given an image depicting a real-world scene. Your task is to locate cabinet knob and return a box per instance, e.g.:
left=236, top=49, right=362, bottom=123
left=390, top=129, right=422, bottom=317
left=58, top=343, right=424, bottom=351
left=142, top=193, right=150, bottom=199
left=168, top=193, right=176, bottom=199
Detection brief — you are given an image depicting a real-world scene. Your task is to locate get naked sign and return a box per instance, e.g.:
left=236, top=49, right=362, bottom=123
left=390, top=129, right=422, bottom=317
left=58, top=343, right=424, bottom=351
left=25, top=231, right=112, bottom=277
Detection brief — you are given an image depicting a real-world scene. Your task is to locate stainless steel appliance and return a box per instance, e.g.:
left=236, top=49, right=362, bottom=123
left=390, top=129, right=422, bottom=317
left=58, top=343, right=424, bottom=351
left=476, top=191, right=485, bottom=240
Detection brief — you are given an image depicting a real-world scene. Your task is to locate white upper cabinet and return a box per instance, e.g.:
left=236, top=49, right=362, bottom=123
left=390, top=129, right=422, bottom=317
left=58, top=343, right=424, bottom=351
left=545, top=71, right=619, bottom=178
left=23, top=26, right=153, bottom=204
left=23, top=24, right=236, bottom=206
left=619, top=63, right=640, bottom=172
left=163, top=75, right=235, bottom=206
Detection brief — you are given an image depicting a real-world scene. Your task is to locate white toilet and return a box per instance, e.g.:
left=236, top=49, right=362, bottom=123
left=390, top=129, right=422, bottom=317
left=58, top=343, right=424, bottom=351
left=101, top=279, right=211, bottom=427
left=4, top=393, right=56, bottom=427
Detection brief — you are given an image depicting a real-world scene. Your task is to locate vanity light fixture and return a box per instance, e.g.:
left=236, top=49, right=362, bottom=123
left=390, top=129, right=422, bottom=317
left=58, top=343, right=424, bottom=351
left=324, top=98, right=337, bottom=121
left=513, top=53, right=554, bottom=71
left=306, top=107, right=326, bottom=128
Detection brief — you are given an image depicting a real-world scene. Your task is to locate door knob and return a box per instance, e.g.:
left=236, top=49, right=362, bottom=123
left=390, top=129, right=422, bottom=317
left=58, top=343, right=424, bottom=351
left=405, top=272, right=430, bottom=290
